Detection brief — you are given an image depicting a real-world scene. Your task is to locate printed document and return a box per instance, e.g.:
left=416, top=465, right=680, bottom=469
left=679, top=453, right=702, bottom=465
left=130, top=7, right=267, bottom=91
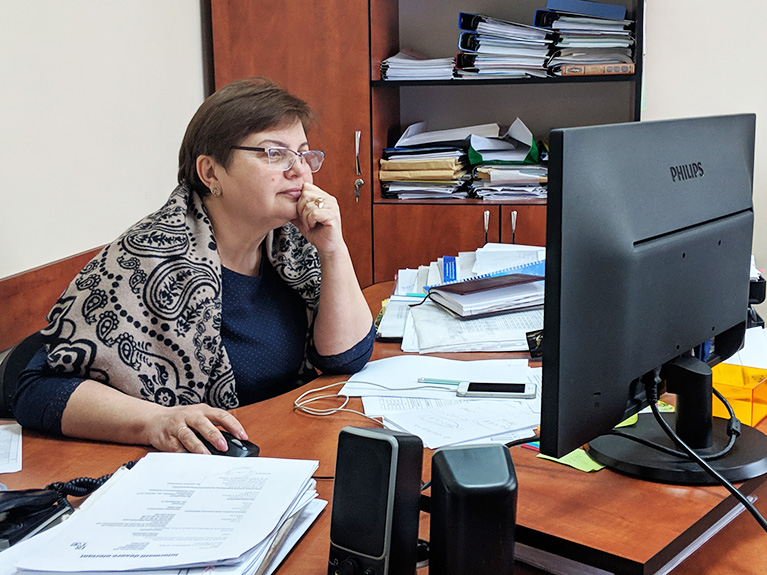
left=407, top=301, right=542, bottom=353
left=384, top=399, right=540, bottom=449
left=14, top=453, right=319, bottom=573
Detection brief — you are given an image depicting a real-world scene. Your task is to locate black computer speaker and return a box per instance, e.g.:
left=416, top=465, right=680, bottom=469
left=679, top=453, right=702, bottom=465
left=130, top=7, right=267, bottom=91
left=328, top=426, right=423, bottom=575
left=429, top=444, right=518, bottom=575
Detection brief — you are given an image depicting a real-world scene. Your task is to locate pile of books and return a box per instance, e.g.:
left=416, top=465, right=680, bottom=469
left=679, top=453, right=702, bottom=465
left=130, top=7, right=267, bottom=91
left=534, top=1, right=635, bottom=76
left=455, top=12, right=553, bottom=79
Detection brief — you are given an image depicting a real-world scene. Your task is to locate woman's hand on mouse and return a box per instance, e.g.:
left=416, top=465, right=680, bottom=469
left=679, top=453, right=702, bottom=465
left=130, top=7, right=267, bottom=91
left=145, top=404, right=249, bottom=454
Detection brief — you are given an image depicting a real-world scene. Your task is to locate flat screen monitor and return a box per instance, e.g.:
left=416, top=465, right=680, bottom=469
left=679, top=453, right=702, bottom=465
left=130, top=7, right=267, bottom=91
left=539, top=114, right=767, bottom=484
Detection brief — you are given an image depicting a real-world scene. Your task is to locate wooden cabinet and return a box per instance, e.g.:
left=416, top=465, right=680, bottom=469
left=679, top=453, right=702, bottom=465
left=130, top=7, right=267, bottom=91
left=372, top=203, right=549, bottom=281
left=501, top=204, right=547, bottom=246
left=373, top=204, right=501, bottom=279
left=209, top=0, right=374, bottom=287
left=206, top=0, right=643, bottom=285
left=369, top=0, right=643, bottom=282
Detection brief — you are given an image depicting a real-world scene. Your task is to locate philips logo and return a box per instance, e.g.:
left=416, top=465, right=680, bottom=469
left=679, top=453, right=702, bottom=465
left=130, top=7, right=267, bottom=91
left=670, top=162, right=704, bottom=182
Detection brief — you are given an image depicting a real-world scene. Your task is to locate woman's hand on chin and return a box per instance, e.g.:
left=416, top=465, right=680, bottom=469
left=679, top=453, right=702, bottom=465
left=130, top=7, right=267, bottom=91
left=291, top=182, right=347, bottom=255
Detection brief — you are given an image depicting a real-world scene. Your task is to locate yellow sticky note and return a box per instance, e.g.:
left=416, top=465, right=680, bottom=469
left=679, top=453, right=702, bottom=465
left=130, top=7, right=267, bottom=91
left=615, top=414, right=638, bottom=428
left=537, top=448, right=605, bottom=472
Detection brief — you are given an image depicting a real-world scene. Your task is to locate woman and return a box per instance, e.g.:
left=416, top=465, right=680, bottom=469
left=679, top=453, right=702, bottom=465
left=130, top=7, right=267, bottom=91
left=14, top=78, right=374, bottom=454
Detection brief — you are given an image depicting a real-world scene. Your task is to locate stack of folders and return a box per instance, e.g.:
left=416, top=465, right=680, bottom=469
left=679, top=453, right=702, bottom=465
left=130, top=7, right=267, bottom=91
left=379, top=122, right=491, bottom=200
left=471, top=165, right=547, bottom=200
left=6, top=454, right=325, bottom=575
left=534, top=0, right=635, bottom=76
left=380, top=50, right=456, bottom=80
left=382, top=118, right=547, bottom=200
left=466, top=117, right=547, bottom=200
left=455, top=12, right=553, bottom=79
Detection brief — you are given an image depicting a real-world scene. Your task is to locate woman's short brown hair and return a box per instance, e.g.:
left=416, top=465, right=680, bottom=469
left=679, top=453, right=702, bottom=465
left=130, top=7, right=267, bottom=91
left=178, top=77, right=315, bottom=195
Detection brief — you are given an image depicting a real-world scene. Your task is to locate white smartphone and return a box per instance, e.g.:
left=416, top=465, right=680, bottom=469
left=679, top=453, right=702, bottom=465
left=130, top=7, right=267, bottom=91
left=456, top=381, right=537, bottom=399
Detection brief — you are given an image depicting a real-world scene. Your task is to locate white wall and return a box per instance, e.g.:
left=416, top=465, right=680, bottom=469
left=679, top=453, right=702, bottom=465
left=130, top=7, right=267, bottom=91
left=642, top=0, right=766, bottom=312
left=3, top=2, right=764, bottom=312
left=0, top=0, right=205, bottom=278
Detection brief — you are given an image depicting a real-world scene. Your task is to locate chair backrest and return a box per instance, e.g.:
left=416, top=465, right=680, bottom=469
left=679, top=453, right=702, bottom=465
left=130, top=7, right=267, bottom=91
left=0, top=247, right=100, bottom=351
left=0, top=331, right=45, bottom=419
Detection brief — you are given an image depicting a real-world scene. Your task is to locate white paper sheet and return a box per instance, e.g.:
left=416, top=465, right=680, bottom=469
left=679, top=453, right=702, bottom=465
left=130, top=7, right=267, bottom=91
left=0, top=422, right=22, bottom=474
left=383, top=398, right=540, bottom=449
left=408, top=301, right=541, bottom=353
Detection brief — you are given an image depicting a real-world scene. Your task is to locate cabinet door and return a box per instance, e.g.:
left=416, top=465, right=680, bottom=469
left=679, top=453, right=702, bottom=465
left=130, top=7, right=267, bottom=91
left=209, top=0, right=373, bottom=286
left=374, top=205, right=501, bottom=282
left=501, top=205, right=547, bottom=246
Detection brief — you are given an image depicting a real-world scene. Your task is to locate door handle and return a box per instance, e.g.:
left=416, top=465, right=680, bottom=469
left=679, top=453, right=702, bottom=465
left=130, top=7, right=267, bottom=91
left=355, top=131, right=362, bottom=176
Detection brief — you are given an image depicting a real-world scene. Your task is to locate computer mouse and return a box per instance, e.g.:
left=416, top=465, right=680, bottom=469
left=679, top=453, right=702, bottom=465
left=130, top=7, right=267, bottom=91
left=193, top=429, right=260, bottom=457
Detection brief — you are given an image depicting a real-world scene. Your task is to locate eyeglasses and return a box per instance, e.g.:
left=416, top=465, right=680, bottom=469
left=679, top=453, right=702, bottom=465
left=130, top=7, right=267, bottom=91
left=231, top=146, right=326, bottom=173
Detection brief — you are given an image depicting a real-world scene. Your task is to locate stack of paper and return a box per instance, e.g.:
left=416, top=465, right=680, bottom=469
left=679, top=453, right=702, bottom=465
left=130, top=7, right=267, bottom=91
left=380, top=244, right=546, bottom=353
left=465, top=118, right=547, bottom=200
left=341, top=355, right=542, bottom=449
left=379, top=122, right=502, bottom=200
left=471, top=164, right=547, bottom=200
left=380, top=156, right=468, bottom=181
left=472, top=243, right=546, bottom=276
left=464, top=118, right=547, bottom=199
left=4, top=454, right=325, bottom=575
left=455, top=12, right=553, bottom=79
left=383, top=118, right=546, bottom=201
left=380, top=51, right=455, bottom=80
left=408, top=301, right=543, bottom=353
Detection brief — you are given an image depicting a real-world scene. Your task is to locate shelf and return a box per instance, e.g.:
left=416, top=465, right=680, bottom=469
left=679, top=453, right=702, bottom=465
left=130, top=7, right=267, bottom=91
left=371, top=74, right=637, bottom=88
left=375, top=197, right=547, bottom=206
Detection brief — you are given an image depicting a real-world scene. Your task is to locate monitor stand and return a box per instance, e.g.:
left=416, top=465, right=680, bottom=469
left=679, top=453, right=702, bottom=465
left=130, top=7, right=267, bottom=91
left=587, top=355, right=767, bottom=484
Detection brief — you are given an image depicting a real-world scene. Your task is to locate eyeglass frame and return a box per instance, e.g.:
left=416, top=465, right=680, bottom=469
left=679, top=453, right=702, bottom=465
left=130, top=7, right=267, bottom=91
left=230, top=145, right=326, bottom=173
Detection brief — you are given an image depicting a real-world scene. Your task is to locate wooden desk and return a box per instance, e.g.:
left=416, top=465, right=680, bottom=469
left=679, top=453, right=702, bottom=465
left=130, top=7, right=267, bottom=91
left=2, top=282, right=766, bottom=574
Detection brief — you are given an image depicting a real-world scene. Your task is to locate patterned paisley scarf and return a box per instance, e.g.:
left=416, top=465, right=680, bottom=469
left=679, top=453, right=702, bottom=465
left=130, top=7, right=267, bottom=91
left=41, top=185, right=321, bottom=409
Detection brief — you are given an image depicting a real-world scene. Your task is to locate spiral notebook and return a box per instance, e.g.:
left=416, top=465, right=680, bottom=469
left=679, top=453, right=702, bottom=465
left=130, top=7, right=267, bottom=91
left=425, top=259, right=545, bottom=292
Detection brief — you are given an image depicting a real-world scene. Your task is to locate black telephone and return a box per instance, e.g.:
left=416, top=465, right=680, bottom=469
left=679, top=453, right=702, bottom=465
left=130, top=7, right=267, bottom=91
left=0, top=489, right=72, bottom=549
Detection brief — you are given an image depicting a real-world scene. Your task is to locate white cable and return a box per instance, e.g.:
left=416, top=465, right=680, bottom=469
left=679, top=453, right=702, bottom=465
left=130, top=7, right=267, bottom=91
left=293, top=382, right=381, bottom=425
left=293, top=380, right=453, bottom=425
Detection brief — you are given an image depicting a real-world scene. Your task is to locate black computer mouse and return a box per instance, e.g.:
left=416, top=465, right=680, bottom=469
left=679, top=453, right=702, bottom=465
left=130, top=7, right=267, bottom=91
left=193, top=429, right=260, bottom=457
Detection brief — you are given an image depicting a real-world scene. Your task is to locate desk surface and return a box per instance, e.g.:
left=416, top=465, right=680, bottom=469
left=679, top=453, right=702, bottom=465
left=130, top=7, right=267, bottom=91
left=2, top=281, right=767, bottom=574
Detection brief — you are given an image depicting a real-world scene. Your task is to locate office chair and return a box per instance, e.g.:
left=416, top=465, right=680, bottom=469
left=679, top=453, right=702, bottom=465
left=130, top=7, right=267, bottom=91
left=0, top=331, right=44, bottom=419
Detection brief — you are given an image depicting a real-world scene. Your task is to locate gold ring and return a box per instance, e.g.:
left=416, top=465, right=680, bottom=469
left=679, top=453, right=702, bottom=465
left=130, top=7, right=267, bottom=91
left=313, top=198, right=325, bottom=209
left=177, top=425, right=189, bottom=436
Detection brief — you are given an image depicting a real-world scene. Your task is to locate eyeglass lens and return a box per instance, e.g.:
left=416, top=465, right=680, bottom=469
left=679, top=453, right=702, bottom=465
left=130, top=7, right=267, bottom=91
left=267, top=148, right=325, bottom=173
